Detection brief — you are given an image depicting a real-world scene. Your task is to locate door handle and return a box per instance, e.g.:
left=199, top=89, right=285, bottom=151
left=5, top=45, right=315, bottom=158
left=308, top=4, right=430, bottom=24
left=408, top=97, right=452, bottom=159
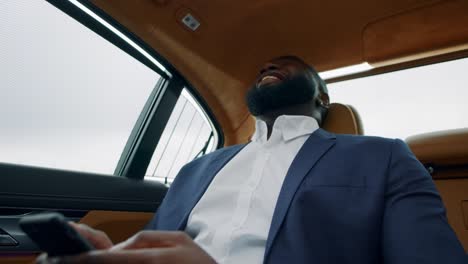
left=0, top=230, right=19, bottom=246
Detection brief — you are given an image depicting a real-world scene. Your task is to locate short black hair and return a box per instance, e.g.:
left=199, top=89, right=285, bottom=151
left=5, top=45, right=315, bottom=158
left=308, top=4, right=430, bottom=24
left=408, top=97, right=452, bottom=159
left=271, top=55, right=328, bottom=95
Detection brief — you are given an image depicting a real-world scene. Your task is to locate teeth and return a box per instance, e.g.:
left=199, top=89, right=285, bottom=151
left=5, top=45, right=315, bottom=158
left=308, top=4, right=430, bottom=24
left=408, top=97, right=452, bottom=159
left=261, top=76, right=280, bottom=82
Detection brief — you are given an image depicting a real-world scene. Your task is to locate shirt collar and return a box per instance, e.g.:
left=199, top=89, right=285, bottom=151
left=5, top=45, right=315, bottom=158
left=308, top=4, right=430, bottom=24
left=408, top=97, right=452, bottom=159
left=251, top=115, right=319, bottom=143
left=251, top=119, right=268, bottom=142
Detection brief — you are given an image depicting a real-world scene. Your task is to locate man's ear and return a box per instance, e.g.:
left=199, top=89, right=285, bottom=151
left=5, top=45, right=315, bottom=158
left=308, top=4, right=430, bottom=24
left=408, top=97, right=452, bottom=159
left=318, top=93, right=330, bottom=108
left=316, top=92, right=330, bottom=126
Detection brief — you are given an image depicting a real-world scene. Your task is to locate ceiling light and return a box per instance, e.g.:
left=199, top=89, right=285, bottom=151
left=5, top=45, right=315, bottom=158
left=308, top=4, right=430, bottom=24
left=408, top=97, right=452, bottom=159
left=319, top=62, right=373, bottom=80
left=68, top=0, right=171, bottom=78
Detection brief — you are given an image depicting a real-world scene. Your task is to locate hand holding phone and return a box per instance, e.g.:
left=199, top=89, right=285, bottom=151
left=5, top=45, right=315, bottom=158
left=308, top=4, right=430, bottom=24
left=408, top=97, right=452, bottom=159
left=19, top=212, right=95, bottom=256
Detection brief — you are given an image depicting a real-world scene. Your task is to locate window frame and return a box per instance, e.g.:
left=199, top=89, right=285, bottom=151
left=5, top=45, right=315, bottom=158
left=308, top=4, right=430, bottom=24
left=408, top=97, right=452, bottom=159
left=45, top=0, right=224, bottom=179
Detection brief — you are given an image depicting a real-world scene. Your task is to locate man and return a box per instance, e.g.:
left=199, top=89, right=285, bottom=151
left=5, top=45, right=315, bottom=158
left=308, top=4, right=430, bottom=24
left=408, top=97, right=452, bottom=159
left=39, top=56, right=467, bottom=263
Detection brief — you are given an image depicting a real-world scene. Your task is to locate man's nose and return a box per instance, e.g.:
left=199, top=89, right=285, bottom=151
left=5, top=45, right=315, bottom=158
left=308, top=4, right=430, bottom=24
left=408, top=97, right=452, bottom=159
left=260, top=63, right=279, bottom=75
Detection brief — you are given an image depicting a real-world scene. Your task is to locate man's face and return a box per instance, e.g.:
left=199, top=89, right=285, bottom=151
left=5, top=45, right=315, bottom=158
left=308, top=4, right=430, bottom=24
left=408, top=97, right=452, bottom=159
left=255, top=58, right=312, bottom=88
left=246, top=57, right=320, bottom=116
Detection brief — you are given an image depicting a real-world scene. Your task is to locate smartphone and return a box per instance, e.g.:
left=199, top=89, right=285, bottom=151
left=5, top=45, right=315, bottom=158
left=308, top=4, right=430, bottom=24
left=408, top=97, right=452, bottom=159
left=19, top=212, right=94, bottom=256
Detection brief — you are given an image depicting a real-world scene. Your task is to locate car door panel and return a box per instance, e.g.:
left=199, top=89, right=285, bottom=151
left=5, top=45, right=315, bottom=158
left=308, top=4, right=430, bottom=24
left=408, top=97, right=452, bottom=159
left=0, top=163, right=166, bottom=262
left=77, top=211, right=154, bottom=244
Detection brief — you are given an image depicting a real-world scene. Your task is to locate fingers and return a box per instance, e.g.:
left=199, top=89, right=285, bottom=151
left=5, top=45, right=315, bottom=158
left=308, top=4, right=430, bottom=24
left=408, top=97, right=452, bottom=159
left=36, top=253, right=51, bottom=264
left=36, top=253, right=65, bottom=264
left=35, top=231, right=212, bottom=264
left=112, top=231, right=191, bottom=251
left=68, top=222, right=113, bottom=249
left=53, top=249, right=174, bottom=264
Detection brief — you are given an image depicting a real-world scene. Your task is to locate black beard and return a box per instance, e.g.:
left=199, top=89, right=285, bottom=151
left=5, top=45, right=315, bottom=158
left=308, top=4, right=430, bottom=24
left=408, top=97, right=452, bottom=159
left=245, top=73, right=318, bottom=116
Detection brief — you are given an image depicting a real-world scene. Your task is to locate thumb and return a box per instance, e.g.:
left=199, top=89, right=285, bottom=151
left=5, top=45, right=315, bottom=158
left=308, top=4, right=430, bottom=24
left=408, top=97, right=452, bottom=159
left=69, top=222, right=113, bottom=250
left=111, top=231, right=190, bottom=251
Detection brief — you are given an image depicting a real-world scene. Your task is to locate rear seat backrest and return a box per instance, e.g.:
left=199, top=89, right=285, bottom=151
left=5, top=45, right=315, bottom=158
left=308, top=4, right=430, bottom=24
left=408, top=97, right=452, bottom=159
left=406, top=128, right=468, bottom=251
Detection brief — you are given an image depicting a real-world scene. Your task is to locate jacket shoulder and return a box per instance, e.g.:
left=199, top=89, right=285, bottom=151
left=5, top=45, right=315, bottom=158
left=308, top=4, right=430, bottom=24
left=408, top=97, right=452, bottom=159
left=333, top=133, right=396, bottom=149
left=327, top=132, right=400, bottom=160
left=334, top=133, right=395, bottom=143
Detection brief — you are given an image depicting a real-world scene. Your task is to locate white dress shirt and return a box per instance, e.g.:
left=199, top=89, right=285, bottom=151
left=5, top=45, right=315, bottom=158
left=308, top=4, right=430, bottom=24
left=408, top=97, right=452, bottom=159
left=185, top=115, right=319, bottom=264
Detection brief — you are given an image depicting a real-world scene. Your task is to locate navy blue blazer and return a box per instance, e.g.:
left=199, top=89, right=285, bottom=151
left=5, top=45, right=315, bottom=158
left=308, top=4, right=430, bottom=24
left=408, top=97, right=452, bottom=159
left=148, top=129, right=466, bottom=263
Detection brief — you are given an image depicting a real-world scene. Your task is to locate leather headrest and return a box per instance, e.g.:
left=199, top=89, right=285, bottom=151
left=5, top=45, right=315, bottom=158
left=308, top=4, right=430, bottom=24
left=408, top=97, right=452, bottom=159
left=322, top=103, right=364, bottom=135
left=406, top=128, right=468, bottom=166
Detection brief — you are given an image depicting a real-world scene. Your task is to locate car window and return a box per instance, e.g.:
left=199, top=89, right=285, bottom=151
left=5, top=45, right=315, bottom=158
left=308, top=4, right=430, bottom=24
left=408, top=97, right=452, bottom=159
left=145, top=89, right=217, bottom=184
left=328, top=58, right=468, bottom=139
left=0, top=1, right=161, bottom=174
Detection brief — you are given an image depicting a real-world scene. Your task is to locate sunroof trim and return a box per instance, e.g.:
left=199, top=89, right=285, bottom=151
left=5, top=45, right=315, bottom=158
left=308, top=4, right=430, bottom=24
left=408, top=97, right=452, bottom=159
left=68, top=0, right=172, bottom=78
left=319, top=62, right=373, bottom=80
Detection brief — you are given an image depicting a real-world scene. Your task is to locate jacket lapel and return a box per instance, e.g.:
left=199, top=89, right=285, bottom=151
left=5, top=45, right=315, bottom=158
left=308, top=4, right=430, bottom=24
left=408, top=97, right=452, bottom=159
left=264, top=129, right=336, bottom=259
left=175, top=144, right=248, bottom=230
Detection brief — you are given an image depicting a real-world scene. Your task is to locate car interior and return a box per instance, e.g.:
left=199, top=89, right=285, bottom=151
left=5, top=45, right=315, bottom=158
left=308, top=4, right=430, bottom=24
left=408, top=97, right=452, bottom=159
left=1, top=0, right=467, bottom=262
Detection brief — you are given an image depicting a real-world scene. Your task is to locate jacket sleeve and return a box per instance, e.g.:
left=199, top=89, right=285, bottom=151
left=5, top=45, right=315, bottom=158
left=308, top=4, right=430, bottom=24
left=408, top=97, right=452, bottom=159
left=382, top=139, right=467, bottom=263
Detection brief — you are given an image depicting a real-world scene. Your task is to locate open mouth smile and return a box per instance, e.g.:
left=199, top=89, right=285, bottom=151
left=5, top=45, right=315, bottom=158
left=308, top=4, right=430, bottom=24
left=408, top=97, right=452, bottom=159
left=257, top=71, right=287, bottom=87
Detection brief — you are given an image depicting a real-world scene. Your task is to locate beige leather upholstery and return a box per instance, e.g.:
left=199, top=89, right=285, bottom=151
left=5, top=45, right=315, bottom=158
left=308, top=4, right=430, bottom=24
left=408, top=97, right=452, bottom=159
left=322, top=103, right=364, bottom=135
left=406, top=128, right=468, bottom=166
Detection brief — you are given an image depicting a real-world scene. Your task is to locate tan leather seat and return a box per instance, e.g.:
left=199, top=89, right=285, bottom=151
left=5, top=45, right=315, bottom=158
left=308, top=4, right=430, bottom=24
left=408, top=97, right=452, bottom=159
left=406, top=128, right=468, bottom=251
left=322, top=103, right=364, bottom=135
left=406, top=128, right=468, bottom=167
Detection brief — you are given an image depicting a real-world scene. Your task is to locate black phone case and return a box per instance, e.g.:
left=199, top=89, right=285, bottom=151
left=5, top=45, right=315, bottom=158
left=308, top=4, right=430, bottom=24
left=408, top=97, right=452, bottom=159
left=19, top=212, right=94, bottom=256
